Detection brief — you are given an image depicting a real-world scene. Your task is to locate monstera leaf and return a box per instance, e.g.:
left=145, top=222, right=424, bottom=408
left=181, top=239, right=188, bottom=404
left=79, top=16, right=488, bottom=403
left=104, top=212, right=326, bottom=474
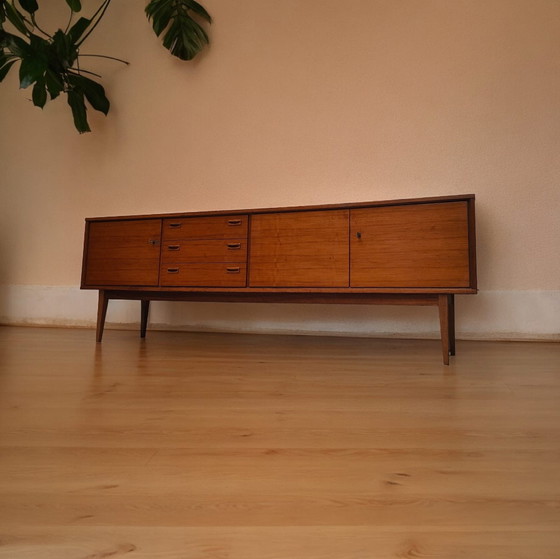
left=145, top=0, right=211, bottom=60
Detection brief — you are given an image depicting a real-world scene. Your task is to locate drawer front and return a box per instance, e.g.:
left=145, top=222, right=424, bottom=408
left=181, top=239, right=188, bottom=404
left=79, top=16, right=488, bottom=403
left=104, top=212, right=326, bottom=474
left=160, top=263, right=247, bottom=287
left=162, top=215, right=248, bottom=240
left=161, top=239, right=247, bottom=264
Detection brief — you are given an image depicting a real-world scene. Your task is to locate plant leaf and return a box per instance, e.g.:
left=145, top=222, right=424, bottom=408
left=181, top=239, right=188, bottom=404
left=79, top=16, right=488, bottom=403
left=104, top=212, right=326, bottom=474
left=145, top=0, right=173, bottom=37
left=4, top=1, right=30, bottom=35
left=67, top=16, right=91, bottom=43
left=17, top=0, right=38, bottom=14
left=69, top=72, right=109, bottom=115
left=3, top=32, right=29, bottom=57
left=0, top=59, right=16, bottom=82
left=19, top=52, right=46, bottom=88
left=65, top=0, right=82, bottom=13
left=184, top=0, right=211, bottom=23
left=51, top=29, right=78, bottom=69
left=32, top=76, right=47, bottom=107
left=45, top=68, right=63, bottom=99
left=67, top=88, right=90, bottom=133
left=145, top=0, right=211, bottom=59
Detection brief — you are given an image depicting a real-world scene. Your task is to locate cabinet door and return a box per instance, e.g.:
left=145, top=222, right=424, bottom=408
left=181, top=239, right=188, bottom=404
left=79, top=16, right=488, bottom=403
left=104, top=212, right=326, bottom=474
left=249, top=210, right=349, bottom=287
left=83, top=219, right=162, bottom=286
left=350, top=202, right=470, bottom=288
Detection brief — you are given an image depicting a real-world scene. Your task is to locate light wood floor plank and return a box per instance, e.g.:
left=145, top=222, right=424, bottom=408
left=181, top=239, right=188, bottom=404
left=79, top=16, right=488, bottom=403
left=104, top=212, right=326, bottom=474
left=0, top=326, right=559, bottom=558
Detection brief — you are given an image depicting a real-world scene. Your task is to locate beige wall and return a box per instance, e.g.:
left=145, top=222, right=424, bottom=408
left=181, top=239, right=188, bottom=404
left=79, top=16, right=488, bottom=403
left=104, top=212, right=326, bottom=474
left=1, top=0, right=559, bottom=338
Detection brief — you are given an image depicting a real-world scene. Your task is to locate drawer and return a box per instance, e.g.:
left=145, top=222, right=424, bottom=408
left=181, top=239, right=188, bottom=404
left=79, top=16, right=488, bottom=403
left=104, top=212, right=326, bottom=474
left=161, top=239, right=247, bottom=264
left=163, top=215, right=248, bottom=240
left=160, top=263, right=247, bottom=287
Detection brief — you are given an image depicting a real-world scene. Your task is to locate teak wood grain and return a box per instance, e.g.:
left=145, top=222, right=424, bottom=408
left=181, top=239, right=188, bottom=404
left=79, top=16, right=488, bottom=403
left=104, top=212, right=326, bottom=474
left=83, top=219, right=162, bottom=287
left=350, top=202, right=470, bottom=288
left=162, top=215, right=248, bottom=240
left=160, top=263, right=248, bottom=287
left=160, top=239, right=247, bottom=264
left=249, top=209, right=350, bottom=287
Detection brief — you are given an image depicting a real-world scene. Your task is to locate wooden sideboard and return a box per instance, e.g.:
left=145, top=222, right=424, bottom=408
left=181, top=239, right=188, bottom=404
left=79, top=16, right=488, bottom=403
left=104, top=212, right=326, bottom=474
left=81, top=194, right=477, bottom=364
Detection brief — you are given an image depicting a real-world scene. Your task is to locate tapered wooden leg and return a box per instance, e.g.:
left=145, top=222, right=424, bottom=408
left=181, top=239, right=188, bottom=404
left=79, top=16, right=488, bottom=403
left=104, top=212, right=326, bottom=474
left=438, top=295, right=450, bottom=365
left=448, top=294, right=456, bottom=356
left=140, top=300, right=150, bottom=338
left=96, top=290, right=109, bottom=343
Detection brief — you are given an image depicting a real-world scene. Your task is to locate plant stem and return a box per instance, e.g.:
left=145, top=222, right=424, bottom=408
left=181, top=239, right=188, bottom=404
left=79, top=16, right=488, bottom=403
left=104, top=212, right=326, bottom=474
left=79, top=54, right=129, bottom=65
left=63, top=9, right=74, bottom=34
left=31, top=13, right=52, bottom=38
left=68, top=68, right=103, bottom=78
left=76, top=0, right=112, bottom=48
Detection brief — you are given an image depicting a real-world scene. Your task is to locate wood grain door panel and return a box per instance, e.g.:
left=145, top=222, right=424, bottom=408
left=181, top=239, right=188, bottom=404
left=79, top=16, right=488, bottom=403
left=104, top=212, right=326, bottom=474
left=350, top=202, right=470, bottom=288
left=84, top=220, right=162, bottom=286
left=249, top=210, right=349, bottom=287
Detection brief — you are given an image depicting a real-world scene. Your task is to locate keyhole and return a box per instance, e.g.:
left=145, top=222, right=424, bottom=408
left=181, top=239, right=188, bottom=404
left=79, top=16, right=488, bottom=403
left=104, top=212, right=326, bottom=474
left=356, top=232, right=362, bottom=239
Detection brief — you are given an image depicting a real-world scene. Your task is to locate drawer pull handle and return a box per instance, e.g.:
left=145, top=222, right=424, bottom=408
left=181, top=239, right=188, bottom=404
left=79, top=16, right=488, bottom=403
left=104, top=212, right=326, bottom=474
left=227, top=243, right=241, bottom=250
left=169, top=223, right=182, bottom=229
left=227, top=219, right=242, bottom=226
left=226, top=267, right=240, bottom=274
left=167, top=268, right=179, bottom=274
left=167, top=245, right=180, bottom=251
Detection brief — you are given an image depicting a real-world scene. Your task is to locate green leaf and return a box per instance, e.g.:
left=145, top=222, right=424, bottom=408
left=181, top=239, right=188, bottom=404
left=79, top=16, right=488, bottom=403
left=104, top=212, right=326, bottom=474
left=145, top=0, right=173, bottom=37
left=4, top=1, right=30, bottom=35
left=67, top=89, right=90, bottom=133
left=184, top=0, right=212, bottom=23
left=51, top=29, right=78, bottom=69
left=32, top=76, right=47, bottom=107
left=17, top=0, right=38, bottom=14
left=69, top=72, right=109, bottom=115
left=0, top=59, right=16, bottom=82
left=65, top=0, right=82, bottom=13
left=18, top=52, right=46, bottom=88
left=67, top=16, right=91, bottom=44
left=145, top=0, right=211, bottom=59
left=45, top=68, right=63, bottom=99
left=3, top=32, right=29, bottom=57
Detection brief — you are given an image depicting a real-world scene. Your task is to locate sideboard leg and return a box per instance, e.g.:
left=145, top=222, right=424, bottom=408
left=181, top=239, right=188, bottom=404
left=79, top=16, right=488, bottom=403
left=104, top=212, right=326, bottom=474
left=96, top=290, right=109, bottom=343
left=438, top=295, right=450, bottom=365
left=140, top=300, right=150, bottom=338
left=449, top=294, right=456, bottom=356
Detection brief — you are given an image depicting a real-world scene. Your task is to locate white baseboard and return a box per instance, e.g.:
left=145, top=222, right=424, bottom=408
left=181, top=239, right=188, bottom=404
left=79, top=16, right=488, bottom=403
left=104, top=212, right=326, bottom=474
left=0, top=285, right=558, bottom=341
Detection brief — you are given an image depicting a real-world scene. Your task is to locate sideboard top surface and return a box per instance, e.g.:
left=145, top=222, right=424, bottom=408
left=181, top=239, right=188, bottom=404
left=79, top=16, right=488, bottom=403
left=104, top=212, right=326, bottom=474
left=85, top=193, right=475, bottom=222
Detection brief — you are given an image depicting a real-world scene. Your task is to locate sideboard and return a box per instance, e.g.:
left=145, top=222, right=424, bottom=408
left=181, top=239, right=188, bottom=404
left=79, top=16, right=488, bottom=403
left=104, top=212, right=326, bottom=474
left=81, top=194, right=477, bottom=364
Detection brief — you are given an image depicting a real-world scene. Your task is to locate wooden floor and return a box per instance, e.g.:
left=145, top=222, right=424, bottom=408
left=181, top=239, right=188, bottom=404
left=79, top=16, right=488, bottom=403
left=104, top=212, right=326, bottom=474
left=0, top=326, right=559, bottom=558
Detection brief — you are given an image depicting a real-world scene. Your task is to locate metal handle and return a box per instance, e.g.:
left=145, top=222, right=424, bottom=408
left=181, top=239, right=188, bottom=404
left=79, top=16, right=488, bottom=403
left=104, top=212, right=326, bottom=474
left=227, top=242, right=242, bottom=250
left=167, top=268, right=179, bottom=274
left=226, top=267, right=240, bottom=274
left=167, top=245, right=180, bottom=251
left=227, top=219, right=242, bottom=226
left=169, top=223, right=182, bottom=229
